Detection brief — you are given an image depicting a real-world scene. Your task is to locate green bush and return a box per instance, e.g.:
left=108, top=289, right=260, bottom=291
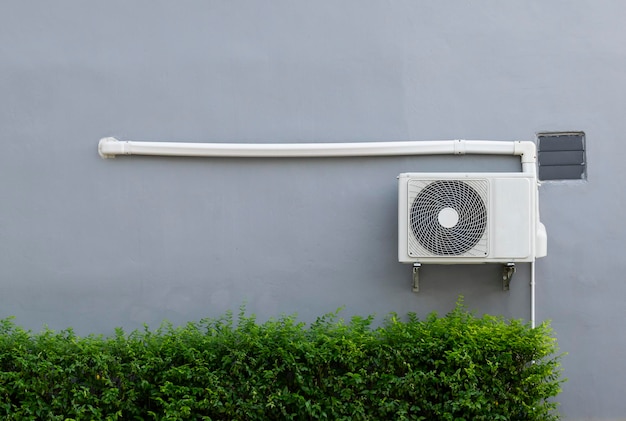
left=0, top=302, right=563, bottom=420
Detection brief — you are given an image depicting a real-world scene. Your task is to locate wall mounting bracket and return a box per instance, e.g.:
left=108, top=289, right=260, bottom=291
left=502, top=263, right=516, bottom=291
left=412, top=263, right=421, bottom=292
left=410, top=262, right=517, bottom=293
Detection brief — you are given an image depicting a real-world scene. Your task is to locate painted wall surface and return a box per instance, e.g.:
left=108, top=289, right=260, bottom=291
left=1, top=1, right=625, bottom=419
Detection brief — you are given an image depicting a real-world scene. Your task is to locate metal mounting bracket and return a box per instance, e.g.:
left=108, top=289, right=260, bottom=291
left=502, top=263, right=516, bottom=291
left=412, top=263, right=422, bottom=293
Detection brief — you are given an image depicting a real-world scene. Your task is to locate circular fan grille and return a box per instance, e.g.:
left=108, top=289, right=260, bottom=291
left=410, top=180, right=487, bottom=256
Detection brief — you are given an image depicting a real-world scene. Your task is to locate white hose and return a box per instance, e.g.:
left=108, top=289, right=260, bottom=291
left=98, top=137, right=537, bottom=173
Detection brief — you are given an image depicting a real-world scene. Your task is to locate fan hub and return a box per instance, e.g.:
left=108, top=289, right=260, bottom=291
left=438, top=207, right=459, bottom=228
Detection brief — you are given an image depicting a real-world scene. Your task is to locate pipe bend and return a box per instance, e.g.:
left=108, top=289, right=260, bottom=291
left=99, top=137, right=121, bottom=158
left=99, top=137, right=131, bottom=158
left=514, top=141, right=537, bottom=164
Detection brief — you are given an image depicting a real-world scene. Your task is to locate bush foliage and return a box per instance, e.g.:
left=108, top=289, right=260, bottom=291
left=0, top=302, right=563, bottom=420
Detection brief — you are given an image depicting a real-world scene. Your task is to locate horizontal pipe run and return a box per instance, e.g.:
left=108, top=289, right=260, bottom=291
left=99, top=137, right=536, bottom=168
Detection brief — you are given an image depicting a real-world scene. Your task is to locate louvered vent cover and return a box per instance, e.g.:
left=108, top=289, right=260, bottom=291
left=408, top=179, right=489, bottom=257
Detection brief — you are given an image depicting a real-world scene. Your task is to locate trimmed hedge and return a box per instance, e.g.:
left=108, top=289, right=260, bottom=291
left=0, top=302, right=563, bottom=420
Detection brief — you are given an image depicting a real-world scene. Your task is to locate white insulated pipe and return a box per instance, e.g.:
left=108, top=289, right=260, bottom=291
left=98, top=137, right=537, bottom=174
left=531, top=261, right=536, bottom=329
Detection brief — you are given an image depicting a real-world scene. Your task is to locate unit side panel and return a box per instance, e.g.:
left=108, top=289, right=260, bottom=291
left=398, top=176, right=411, bottom=262
left=491, top=178, right=532, bottom=259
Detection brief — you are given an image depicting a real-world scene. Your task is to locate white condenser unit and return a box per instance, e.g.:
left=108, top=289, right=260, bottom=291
left=398, top=173, right=547, bottom=264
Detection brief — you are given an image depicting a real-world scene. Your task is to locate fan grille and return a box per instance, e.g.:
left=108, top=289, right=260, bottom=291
left=408, top=179, right=488, bottom=257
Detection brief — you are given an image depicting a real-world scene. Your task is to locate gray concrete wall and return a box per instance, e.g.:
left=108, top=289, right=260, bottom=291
left=1, top=1, right=625, bottom=419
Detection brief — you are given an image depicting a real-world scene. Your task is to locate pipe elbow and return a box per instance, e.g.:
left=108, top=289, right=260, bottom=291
left=98, top=137, right=127, bottom=159
left=514, top=141, right=537, bottom=164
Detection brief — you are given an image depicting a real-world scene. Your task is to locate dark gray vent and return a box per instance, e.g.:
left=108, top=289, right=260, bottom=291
left=537, top=132, right=586, bottom=181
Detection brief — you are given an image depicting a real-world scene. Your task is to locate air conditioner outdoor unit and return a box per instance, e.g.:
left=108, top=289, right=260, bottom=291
left=398, top=172, right=547, bottom=264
